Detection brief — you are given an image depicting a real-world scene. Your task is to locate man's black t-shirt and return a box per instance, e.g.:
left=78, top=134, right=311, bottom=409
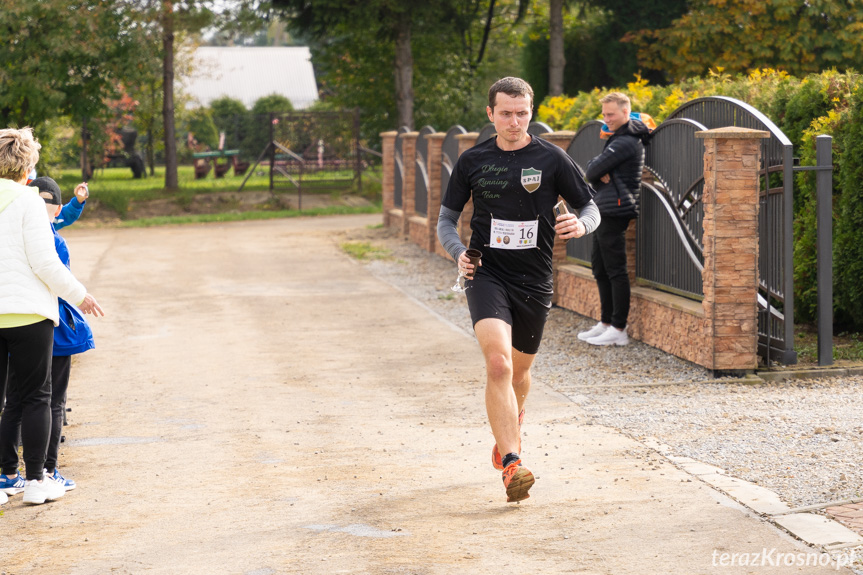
left=442, top=135, right=595, bottom=294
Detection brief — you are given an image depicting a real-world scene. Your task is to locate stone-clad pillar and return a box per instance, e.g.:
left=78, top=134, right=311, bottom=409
left=380, top=131, right=397, bottom=228
left=425, top=133, right=447, bottom=253
left=400, top=132, right=419, bottom=237
left=696, top=127, right=769, bottom=373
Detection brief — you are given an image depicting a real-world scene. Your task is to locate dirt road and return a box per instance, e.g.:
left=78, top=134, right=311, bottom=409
left=0, top=215, right=848, bottom=574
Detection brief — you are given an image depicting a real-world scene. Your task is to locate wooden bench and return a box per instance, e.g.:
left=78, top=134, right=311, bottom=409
left=194, top=159, right=211, bottom=179
left=232, top=155, right=250, bottom=177
left=192, top=150, right=241, bottom=179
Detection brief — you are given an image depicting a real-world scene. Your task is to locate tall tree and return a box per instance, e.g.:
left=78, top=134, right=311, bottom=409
left=632, top=0, right=863, bottom=80
left=271, top=0, right=529, bottom=132
left=548, top=0, right=566, bottom=96
left=127, top=0, right=213, bottom=190
left=162, top=0, right=179, bottom=189
left=271, top=0, right=427, bottom=129
left=0, top=1, right=140, bottom=139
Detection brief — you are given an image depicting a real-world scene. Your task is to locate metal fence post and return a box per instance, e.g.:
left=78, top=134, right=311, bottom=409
left=816, top=135, right=833, bottom=366
left=269, top=113, right=275, bottom=195
left=783, top=145, right=797, bottom=365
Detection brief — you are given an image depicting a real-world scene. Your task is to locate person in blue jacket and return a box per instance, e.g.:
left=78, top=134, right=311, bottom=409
left=0, top=177, right=95, bottom=496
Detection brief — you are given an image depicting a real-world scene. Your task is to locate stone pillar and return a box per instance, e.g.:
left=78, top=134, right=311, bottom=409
left=380, top=131, right=397, bottom=228
left=541, top=131, right=576, bottom=303
left=400, top=132, right=419, bottom=237
left=454, top=133, right=479, bottom=252
left=695, top=127, right=769, bottom=373
left=425, top=133, right=447, bottom=253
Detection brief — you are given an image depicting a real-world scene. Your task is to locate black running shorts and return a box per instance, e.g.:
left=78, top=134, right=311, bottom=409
left=465, top=272, right=552, bottom=355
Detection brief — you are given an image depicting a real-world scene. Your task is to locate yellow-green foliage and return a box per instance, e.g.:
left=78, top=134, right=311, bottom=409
left=537, top=68, right=801, bottom=129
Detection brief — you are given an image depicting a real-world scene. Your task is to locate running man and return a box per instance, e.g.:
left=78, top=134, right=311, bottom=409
left=437, top=77, right=600, bottom=502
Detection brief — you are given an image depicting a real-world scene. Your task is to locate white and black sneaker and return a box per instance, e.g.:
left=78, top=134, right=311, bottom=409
left=22, top=476, right=66, bottom=505
left=577, top=322, right=608, bottom=341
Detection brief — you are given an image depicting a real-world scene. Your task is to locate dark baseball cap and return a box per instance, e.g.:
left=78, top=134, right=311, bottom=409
left=31, top=176, right=62, bottom=205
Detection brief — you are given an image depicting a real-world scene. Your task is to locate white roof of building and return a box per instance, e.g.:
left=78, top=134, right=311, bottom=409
left=183, top=46, right=318, bottom=110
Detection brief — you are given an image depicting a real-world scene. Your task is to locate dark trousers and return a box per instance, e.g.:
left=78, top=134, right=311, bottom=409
left=1, top=355, right=72, bottom=475
left=591, top=216, right=633, bottom=330
left=0, top=320, right=54, bottom=480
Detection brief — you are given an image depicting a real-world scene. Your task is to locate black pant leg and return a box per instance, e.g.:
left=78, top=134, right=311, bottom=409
left=44, top=355, right=71, bottom=473
left=0, top=321, right=54, bottom=480
left=0, top=377, right=23, bottom=476
left=591, top=234, right=614, bottom=325
left=0, top=353, right=6, bottom=414
left=0, top=341, right=18, bottom=475
left=593, top=216, right=632, bottom=329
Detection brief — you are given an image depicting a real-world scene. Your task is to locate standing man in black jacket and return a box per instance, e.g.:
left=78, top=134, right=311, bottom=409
left=579, top=92, right=651, bottom=346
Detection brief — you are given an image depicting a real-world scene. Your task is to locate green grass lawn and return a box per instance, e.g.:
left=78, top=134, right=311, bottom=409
left=49, top=165, right=382, bottom=219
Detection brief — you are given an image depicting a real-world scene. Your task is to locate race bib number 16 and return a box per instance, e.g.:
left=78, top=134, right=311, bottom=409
left=490, top=218, right=539, bottom=250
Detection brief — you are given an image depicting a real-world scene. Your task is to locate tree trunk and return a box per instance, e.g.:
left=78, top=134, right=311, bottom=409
left=81, top=116, right=91, bottom=181
left=162, top=0, right=178, bottom=190
left=393, top=13, right=414, bottom=131
left=549, top=0, right=566, bottom=97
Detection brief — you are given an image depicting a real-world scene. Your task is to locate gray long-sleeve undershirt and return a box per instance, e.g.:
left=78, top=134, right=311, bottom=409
left=436, top=200, right=601, bottom=263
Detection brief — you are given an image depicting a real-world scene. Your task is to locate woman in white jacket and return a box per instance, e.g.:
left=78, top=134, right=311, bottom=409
left=0, top=127, right=103, bottom=506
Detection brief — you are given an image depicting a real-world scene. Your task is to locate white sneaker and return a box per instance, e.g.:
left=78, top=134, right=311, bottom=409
left=0, top=491, right=7, bottom=505
left=587, top=326, right=629, bottom=346
left=22, top=476, right=66, bottom=505
left=577, top=322, right=609, bottom=341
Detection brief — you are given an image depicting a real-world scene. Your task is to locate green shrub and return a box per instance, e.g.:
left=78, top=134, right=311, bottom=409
left=834, top=84, right=863, bottom=328
left=210, top=97, right=249, bottom=155
left=187, top=108, right=219, bottom=151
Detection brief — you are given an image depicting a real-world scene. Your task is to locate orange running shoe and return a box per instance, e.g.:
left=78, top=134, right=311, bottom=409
left=492, top=408, right=525, bottom=470
left=502, top=459, right=534, bottom=503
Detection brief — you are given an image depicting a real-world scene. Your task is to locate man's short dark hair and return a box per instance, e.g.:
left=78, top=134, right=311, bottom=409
left=488, top=77, right=534, bottom=110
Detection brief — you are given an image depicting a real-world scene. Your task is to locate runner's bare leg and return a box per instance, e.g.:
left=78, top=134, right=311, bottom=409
left=475, top=318, right=536, bottom=457
left=512, top=348, right=535, bottom=415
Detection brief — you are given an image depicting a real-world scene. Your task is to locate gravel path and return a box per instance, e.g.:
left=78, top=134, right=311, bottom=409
left=350, top=226, right=863, bottom=513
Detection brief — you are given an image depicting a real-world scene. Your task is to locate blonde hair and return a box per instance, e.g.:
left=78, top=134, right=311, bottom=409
left=0, top=127, right=41, bottom=181
left=599, top=92, right=631, bottom=111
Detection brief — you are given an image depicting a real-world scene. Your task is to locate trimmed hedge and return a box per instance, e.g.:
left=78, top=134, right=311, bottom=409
left=538, top=69, right=863, bottom=330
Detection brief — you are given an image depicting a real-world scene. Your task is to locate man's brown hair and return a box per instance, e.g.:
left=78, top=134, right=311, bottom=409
left=488, top=77, right=534, bottom=110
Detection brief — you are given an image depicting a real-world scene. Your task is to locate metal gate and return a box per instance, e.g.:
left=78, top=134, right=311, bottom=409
left=237, top=109, right=363, bottom=210
left=667, top=97, right=797, bottom=365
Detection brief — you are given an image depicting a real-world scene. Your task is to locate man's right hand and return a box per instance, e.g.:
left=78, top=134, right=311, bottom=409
left=458, top=251, right=479, bottom=279
left=600, top=174, right=611, bottom=184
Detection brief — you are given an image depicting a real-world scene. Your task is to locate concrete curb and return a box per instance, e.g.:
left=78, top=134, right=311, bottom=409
left=642, top=437, right=863, bottom=554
